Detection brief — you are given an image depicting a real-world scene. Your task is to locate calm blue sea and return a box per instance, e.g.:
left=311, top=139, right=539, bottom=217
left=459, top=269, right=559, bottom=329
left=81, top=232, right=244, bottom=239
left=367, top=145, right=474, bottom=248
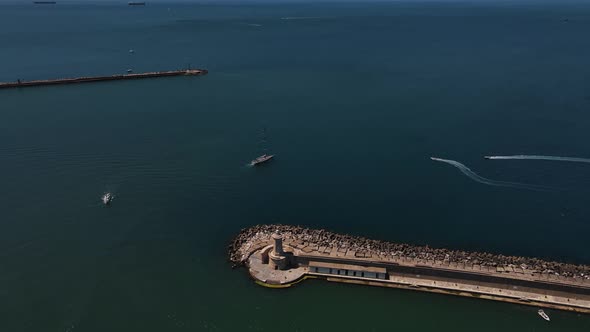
left=1, top=1, right=590, bottom=331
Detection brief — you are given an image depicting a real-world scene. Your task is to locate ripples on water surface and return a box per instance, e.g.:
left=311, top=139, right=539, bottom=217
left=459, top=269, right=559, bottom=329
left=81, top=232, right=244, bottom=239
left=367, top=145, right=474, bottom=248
left=1, top=1, right=590, bottom=331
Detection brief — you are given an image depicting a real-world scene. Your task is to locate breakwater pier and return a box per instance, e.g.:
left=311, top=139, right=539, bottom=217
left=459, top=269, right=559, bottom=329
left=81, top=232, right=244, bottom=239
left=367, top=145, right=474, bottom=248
left=0, top=69, right=207, bottom=89
left=229, top=225, right=590, bottom=313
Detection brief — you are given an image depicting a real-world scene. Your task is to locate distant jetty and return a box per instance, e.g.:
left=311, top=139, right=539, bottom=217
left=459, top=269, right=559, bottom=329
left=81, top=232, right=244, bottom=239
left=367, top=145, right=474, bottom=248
left=229, top=224, right=590, bottom=313
left=0, top=69, right=208, bottom=89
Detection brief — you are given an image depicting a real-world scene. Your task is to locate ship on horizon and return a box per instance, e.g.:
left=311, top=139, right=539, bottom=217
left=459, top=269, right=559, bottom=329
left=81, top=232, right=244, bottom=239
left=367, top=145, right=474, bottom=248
left=33, top=1, right=57, bottom=4
left=128, top=1, right=146, bottom=5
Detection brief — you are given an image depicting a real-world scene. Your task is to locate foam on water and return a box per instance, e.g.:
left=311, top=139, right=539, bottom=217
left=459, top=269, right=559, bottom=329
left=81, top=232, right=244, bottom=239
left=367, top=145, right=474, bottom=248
left=431, top=157, right=549, bottom=191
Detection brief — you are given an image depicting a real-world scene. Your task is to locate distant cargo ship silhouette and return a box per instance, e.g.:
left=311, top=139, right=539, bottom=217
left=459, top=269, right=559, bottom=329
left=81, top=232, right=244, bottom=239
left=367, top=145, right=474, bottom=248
left=33, top=1, right=57, bottom=4
left=128, top=1, right=146, bottom=5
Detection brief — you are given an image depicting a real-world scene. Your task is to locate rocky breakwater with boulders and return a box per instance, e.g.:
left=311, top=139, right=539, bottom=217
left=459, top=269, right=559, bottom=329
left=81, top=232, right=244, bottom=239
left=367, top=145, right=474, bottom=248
left=228, top=224, right=590, bottom=281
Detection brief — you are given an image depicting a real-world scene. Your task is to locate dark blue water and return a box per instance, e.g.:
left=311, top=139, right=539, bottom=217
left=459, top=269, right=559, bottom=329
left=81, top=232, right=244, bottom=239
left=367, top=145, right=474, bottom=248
left=1, top=1, right=590, bottom=331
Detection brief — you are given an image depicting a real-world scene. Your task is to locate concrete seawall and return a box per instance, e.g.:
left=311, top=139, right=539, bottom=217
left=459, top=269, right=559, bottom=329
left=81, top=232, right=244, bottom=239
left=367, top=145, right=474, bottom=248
left=229, top=224, right=590, bottom=313
left=0, top=69, right=207, bottom=89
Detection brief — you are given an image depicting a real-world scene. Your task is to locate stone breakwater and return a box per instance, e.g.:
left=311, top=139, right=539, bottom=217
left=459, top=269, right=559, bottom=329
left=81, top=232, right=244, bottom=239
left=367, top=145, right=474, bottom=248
left=0, top=69, right=207, bottom=89
left=228, top=224, right=590, bottom=280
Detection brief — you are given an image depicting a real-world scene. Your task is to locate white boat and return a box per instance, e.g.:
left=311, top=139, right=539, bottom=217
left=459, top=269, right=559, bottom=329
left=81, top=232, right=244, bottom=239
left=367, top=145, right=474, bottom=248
left=538, top=309, right=550, bottom=321
left=102, top=193, right=113, bottom=205
left=250, top=127, right=274, bottom=166
left=250, top=154, right=274, bottom=166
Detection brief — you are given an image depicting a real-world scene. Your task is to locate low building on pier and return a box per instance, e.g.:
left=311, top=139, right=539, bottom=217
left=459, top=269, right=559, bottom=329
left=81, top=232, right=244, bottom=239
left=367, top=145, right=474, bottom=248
left=308, top=261, right=387, bottom=280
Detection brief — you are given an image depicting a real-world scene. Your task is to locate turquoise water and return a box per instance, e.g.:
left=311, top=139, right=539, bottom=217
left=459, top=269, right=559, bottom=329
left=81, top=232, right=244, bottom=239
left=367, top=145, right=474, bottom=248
left=2, top=1, right=590, bottom=331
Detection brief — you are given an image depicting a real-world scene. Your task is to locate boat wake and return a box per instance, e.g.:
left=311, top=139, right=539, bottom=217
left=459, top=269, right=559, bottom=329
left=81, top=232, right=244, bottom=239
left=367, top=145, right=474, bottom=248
left=431, top=157, right=548, bottom=191
left=485, top=155, right=590, bottom=164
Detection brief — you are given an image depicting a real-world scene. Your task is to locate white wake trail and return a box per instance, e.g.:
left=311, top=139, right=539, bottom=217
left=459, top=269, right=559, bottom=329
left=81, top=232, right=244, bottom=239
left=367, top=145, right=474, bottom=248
left=431, top=157, right=548, bottom=191
left=485, top=155, right=590, bottom=164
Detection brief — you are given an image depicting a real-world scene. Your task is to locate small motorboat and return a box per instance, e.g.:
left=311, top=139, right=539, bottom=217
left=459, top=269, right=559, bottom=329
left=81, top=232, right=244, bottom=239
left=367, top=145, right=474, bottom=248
left=102, top=193, right=113, bottom=205
left=250, top=154, right=274, bottom=166
left=538, top=309, right=550, bottom=321
left=126, top=69, right=133, bottom=73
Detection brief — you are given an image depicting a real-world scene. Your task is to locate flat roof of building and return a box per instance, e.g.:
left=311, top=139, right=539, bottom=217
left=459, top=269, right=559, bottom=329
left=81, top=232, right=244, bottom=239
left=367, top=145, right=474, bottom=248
left=309, top=261, right=386, bottom=274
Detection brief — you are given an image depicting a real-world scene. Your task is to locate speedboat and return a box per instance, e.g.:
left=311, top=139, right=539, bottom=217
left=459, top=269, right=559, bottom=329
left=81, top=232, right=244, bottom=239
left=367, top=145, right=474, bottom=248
left=538, top=309, right=550, bottom=321
left=102, top=193, right=113, bottom=205
left=483, top=156, right=492, bottom=160
left=250, top=154, right=274, bottom=166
